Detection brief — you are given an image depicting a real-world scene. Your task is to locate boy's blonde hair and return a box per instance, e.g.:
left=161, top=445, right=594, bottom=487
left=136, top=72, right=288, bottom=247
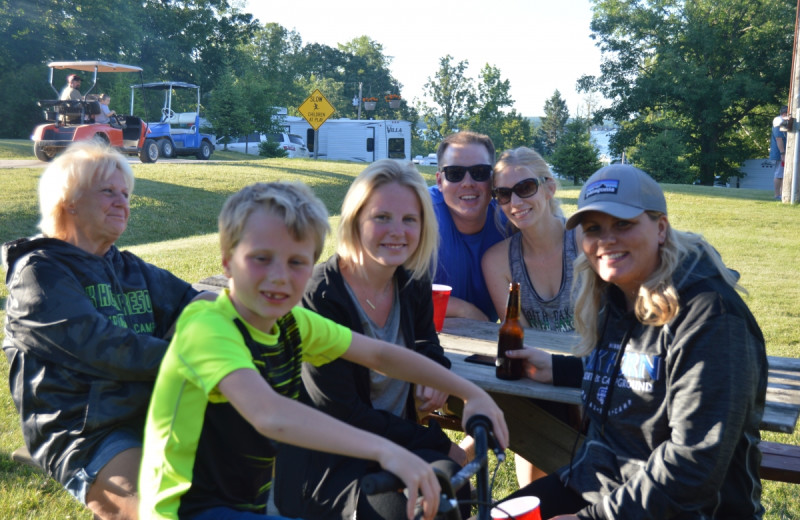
left=38, top=141, right=134, bottom=239
left=219, top=182, right=330, bottom=261
left=337, top=159, right=438, bottom=280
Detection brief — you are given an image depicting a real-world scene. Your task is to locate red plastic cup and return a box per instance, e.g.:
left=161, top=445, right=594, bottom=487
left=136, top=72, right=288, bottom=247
left=431, top=284, right=452, bottom=333
left=491, top=496, right=542, bottom=520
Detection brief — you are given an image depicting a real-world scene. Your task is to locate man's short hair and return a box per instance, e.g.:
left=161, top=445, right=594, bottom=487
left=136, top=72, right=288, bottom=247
left=218, top=182, right=330, bottom=262
left=436, top=131, right=496, bottom=166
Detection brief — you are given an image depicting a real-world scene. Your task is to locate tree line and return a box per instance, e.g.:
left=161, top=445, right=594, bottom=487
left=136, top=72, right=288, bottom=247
left=2, top=0, right=793, bottom=184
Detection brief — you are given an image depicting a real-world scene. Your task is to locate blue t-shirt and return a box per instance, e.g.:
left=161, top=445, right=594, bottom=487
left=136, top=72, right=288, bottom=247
left=770, top=121, right=787, bottom=160
left=429, top=185, right=507, bottom=322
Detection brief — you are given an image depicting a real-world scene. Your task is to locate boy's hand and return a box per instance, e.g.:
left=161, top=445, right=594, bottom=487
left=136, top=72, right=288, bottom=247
left=379, top=448, right=441, bottom=520
left=461, top=392, right=509, bottom=451
left=415, top=385, right=448, bottom=413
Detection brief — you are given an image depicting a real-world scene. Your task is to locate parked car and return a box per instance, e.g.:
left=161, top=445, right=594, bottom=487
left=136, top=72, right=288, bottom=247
left=419, top=153, right=438, bottom=166
left=31, top=60, right=159, bottom=163
left=226, top=132, right=309, bottom=158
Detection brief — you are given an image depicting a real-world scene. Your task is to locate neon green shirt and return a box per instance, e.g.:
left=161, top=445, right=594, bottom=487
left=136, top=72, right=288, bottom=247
left=139, top=290, right=351, bottom=519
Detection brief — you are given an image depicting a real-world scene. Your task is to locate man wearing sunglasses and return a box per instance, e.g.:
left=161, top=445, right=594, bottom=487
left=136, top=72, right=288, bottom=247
left=428, top=131, right=507, bottom=322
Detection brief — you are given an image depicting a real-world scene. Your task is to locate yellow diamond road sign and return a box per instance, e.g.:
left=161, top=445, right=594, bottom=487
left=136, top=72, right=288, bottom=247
left=299, top=89, right=335, bottom=131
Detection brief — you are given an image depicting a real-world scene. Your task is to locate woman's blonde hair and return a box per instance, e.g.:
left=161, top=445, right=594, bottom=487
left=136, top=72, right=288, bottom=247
left=337, top=159, right=438, bottom=280
left=493, top=147, right=563, bottom=233
left=572, top=212, right=743, bottom=356
left=38, top=141, right=134, bottom=239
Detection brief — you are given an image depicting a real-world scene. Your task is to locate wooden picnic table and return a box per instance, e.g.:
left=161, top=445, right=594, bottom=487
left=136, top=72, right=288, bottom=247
left=193, top=276, right=800, bottom=474
left=437, top=317, right=800, bottom=473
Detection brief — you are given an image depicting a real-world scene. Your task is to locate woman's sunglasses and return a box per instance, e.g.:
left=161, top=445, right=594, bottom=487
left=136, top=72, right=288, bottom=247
left=441, top=164, right=493, bottom=183
left=492, top=178, right=541, bottom=205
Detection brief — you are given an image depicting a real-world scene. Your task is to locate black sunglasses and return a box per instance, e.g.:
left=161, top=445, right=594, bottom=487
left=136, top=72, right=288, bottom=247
left=492, top=177, right=541, bottom=205
left=441, top=164, right=493, bottom=183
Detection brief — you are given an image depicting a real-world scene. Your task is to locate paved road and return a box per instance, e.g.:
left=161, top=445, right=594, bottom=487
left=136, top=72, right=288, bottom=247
left=0, top=158, right=222, bottom=169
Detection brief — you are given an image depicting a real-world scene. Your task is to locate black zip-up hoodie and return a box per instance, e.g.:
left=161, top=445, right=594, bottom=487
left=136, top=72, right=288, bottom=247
left=552, top=249, right=767, bottom=519
left=2, top=236, right=197, bottom=487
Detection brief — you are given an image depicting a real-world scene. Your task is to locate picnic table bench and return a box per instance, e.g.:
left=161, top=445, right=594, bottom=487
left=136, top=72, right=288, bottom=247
left=435, top=318, right=800, bottom=483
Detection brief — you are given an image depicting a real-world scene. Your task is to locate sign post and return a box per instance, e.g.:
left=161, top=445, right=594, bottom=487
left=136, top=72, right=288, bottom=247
left=298, top=89, right=335, bottom=159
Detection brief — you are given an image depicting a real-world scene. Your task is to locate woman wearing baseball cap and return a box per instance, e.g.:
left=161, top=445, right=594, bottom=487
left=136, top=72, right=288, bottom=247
left=497, top=164, right=767, bottom=519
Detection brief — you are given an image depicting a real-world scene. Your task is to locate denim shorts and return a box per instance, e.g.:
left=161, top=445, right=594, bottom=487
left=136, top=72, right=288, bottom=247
left=189, top=507, right=297, bottom=520
left=62, top=429, right=141, bottom=505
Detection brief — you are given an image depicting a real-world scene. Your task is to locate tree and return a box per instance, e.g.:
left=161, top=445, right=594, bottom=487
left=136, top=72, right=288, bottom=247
left=421, top=56, right=475, bottom=138
left=548, top=118, right=602, bottom=184
left=632, top=127, right=693, bottom=183
left=205, top=67, right=250, bottom=149
left=466, top=64, right=531, bottom=152
left=537, top=90, right=570, bottom=156
left=579, top=0, right=794, bottom=184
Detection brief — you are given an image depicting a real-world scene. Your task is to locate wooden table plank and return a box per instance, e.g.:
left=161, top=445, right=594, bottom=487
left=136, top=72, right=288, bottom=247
left=439, top=318, right=800, bottom=435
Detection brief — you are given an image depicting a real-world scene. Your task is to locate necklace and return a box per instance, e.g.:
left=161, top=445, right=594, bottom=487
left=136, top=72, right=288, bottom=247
left=362, top=278, right=393, bottom=311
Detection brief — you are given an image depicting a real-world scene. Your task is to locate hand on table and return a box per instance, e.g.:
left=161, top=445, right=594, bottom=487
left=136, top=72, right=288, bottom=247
left=444, top=296, right=489, bottom=321
left=505, top=347, right=553, bottom=384
left=416, top=385, right=448, bottom=413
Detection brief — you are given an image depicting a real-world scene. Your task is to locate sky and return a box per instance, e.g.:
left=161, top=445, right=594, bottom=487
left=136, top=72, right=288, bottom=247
left=243, top=0, right=605, bottom=118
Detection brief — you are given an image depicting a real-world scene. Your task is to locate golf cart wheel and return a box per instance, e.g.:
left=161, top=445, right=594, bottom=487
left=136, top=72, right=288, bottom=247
left=196, top=140, right=212, bottom=160
left=159, top=139, right=174, bottom=159
left=139, top=139, right=159, bottom=163
left=33, top=141, right=56, bottom=162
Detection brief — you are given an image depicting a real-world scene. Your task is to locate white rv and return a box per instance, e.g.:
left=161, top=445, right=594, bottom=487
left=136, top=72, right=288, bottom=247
left=280, top=116, right=412, bottom=162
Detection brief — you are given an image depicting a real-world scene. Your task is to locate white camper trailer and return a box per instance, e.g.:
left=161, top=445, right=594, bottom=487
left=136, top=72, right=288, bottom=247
left=281, top=116, right=412, bottom=162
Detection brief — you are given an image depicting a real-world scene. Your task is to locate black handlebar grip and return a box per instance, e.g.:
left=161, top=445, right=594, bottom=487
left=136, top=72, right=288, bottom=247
left=361, top=470, right=405, bottom=495
left=465, top=414, right=492, bottom=438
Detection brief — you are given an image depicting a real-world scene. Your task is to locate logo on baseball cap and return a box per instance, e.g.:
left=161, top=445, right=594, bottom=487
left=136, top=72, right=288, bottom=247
left=566, top=164, right=667, bottom=230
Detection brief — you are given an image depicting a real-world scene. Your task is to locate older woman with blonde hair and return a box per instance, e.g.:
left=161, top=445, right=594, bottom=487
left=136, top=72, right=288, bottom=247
left=499, top=164, right=767, bottom=519
left=275, top=159, right=470, bottom=520
left=3, top=141, right=206, bottom=519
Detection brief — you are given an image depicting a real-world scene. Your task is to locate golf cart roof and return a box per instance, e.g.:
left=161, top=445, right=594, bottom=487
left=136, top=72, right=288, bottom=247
left=48, top=61, right=142, bottom=73
left=132, top=81, right=199, bottom=90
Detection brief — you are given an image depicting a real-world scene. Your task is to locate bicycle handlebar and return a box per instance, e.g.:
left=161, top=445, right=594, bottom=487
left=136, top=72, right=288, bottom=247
left=360, top=414, right=504, bottom=520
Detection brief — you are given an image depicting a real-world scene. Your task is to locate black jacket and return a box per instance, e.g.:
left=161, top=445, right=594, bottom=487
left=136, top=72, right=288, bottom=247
left=274, top=255, right=452, bottom=518
left=552, top=249, right=766, bottom=519
left=2, top=236, right=198, bottom=486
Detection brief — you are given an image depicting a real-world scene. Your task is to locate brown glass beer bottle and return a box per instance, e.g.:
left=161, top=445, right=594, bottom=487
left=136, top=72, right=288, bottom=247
left=496, top=282, right=524, bottom=380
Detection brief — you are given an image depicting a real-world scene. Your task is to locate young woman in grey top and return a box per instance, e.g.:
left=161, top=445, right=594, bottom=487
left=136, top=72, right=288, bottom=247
left=481, top=146, right=580, bottom=486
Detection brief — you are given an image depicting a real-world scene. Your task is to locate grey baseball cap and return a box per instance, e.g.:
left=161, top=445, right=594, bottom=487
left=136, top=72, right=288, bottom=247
left=565, top=164, right=667, bottom=230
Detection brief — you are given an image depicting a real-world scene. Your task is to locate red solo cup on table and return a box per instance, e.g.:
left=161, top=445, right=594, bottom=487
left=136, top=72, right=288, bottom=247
left=431, top=284, right=452, bottom=333
left=491, top=496, right=542, bottom=520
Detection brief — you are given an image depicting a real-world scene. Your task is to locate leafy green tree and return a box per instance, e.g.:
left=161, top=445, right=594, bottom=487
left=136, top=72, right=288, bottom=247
left=422, top=56, right=475, bottom=138
left=239, top=23, right=304, bottom=112
left=631, top=127, right=693, bottom=183
left=537, top=90, right=570, bottom=156
left=548, top=118, right=602, bottom=184
left=579, top=0, right=794, bottom=184
left=206, top=68, right=250, bottom=149
left=466, top=64, right=531, bottom=152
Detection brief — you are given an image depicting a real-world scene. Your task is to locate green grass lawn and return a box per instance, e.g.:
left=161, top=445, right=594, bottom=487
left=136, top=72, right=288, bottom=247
left=0, top=142, right=798, bottom=518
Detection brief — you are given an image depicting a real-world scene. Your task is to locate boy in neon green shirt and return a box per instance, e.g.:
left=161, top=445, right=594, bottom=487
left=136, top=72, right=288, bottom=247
left=139, top=182, right=509, bottom=520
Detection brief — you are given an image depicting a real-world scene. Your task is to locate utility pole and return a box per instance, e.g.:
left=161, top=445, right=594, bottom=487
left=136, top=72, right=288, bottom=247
left=782, top=0, right=800, bottom=203
left=358, top=82, right=362, bottom=120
